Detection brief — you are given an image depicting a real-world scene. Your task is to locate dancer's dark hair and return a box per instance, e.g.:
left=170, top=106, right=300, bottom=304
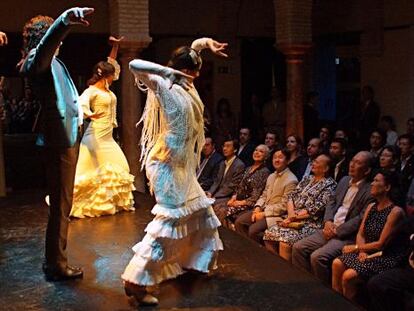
left=87, top=61, right=115, bottom=86
left=167, top=46, right=202, bottom=71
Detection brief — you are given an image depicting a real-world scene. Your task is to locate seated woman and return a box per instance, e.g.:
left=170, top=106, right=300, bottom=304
left=263, top=154, right=336, bottom=261
left=331, top=170, right=406, bottom=302
left=286, top=134, right=307, bottom=181
left=218, top=144, right=270, bottom=227
left=378, top=145, right=400, bottom=172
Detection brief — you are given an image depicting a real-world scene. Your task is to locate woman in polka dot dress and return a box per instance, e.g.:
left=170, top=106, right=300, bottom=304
left=331, top=170, right=407, bottom=301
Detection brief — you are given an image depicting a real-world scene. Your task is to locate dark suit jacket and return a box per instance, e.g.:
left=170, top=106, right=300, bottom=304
left=20, top=15, right=80, bottom=148
left=397, top=155, right=414, bottom=195
left=324, top=176, right=374, bottom=239
left=208, top=157, right=245, bottom=199
left=237, top=142, right=256, bottom=167
left=198, top=151, right=224, bottom=191
left=288, top=155, right=309, bottom=181
left=334, top=158, right=349, bottom=183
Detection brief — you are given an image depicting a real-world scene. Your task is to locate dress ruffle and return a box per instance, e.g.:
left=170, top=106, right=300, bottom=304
left=122, top=199, right=223, bottom=286
left=71, top=162, right=135, bottom=218
left=151, top=196, right=215, bottom=219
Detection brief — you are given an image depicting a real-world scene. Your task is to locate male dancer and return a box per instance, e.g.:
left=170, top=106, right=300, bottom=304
left=20, top=7, right=94, bottom=281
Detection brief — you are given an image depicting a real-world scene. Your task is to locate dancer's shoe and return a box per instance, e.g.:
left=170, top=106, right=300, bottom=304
left=124, top=281, right=159, bottom=306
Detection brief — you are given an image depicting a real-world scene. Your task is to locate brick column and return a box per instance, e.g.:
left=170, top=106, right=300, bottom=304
left=109, top=0, right=151, bottom=193
left=274, top=0, right=312, bottom=139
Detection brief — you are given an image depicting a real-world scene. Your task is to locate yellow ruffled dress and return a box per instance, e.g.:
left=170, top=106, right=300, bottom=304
left=70, top=84, right=135, bottom=218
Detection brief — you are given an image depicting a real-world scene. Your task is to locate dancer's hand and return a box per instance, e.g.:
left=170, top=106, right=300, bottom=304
left=165, top=69, right=193, bottom=91
left=109, top=36, right=124, bottom=45
left=0, top=32, right=7, bottom=46
left=88, top=111, right=105, bottom=120
left=62, top=7, right=94, bottom=26
left=207, top=40, right=228, bottom=57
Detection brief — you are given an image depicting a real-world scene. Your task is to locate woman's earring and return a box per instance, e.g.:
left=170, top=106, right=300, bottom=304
left=105, top=79, right=109, bottom=89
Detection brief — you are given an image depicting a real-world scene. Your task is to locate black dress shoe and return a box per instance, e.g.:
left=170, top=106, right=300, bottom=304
left=43, top=264, right=83, bottom=281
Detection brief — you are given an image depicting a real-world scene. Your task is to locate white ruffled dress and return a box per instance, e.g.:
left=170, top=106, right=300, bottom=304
left=121, top=59, right=223, bottom=286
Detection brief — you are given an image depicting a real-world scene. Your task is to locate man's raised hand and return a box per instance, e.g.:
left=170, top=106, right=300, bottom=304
left=63, top=7, right=94, bottom=26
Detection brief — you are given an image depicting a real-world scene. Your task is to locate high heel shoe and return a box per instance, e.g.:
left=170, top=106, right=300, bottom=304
left=124, top=282, right=159, bottom=306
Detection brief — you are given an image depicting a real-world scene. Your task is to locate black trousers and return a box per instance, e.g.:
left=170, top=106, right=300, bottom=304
left=367, top=265, right=414, bottom=311
left=43, top=139, right=80, bottom=270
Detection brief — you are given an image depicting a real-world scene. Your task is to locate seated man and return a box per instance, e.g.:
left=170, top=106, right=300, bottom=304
left=291, top=151, right=374, bottom=284
left=208, top=139, right=245, bottom=223
left=264, top=131, right=281, bottom=172
left=301, top=137, right=323, bottom=179
left=197, top=137, right=223, bottom=191
left=329, top=138, right=349, bottom=182
left=235, top=149, right=298, bottom=243
left=237, top=127, right=256, bottom=167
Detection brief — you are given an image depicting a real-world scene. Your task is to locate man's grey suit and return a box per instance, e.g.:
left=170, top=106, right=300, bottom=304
left=21, top=14, right=81, bottom=271
left=209, top=157, right=245, bottom=222
left=292, top=176, right=374, bottom=284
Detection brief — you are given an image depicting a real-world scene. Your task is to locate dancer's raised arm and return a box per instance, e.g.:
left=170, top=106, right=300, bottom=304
left=21, top=7, right=94, bottom=75
left=107, top=36, right=123, bottom=81
left=191, top=37, right=228, bottom=57
left=129, top=59, right=192, bottom=90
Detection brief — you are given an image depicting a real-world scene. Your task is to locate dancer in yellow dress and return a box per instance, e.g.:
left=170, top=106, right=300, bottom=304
left=70, top=37, right=135, bottom=218
left=121, top=38, right=228, bottom=305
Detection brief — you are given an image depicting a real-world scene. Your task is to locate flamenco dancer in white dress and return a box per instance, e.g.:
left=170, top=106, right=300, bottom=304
left=122, top=38, right=228, bottom=305
left=70, top=37, right=135, bottom=218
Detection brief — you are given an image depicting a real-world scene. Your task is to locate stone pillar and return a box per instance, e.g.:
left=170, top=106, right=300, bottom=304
left=279, top=45, right=310, bottom=137
left=274, top=0, right=312, bottom=139
left=109, top=0, right=151, bottom=192
left=119, top=43, right=149, bottom=193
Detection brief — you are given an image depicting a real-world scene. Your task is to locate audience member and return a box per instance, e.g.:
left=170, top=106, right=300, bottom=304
left=226, top=144, right=270, bottom=224
left=406, top=118, right=414, bottom=137
left=367, top=216, right=414, bottom=311
left=197, top=137, right=224, bottom=191
left=369, top=128, right=386, bottom=159
left=234, top=149, right=298, bottom=243
left=332, top=170, right=406, bottom=302
left=334, top=129, right=348, bottom=140
left=329, top=138, right=349, bottom=182
left=264, top=154, right=336, bottom=261
left=378, top=145, right=400, bottom=172
left=264, top=131, right=281, bottom=172
left=397, top=134, right=414, bottom=196
left=286, top=134, right=306, bottom=181
left=319, top=126, right=331, bottom=154
left=209, top=139, right=245, bottom=223
left=301, top=137, right=323, bottom=179
left=292, top=151, right=374, bottom=284
left=380, top=115, right=398, bottom=146
left=237, top=127, right=256, bottom=167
